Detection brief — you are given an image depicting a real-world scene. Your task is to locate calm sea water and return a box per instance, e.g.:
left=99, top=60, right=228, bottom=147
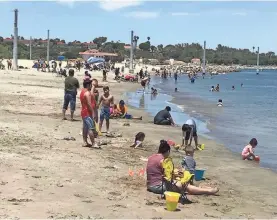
left=126, top=69, right=277, bottom=171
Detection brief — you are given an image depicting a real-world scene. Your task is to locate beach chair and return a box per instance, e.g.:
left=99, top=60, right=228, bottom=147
left=161, top=157, right=194, bottom=204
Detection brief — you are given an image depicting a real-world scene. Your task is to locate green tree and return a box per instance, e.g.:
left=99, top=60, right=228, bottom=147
left=150, top=45, right=156, bottom=53
left=139, top=42, right=150, bottom=51
left=93, top=37, right=107, bottom=48
left=0, top=36, right=3, bottom=42
left=63, top=51, right=78, bottom=59
left=157, top=44, right=163, bottom=52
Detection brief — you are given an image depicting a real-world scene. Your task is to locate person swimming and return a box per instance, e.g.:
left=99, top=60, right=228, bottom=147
left=232, top=86, right=235, bottom=90
left=217, top=99, right=223, bottom=107
left=241, top=83, right=243, bottom=87
left=215, top=84, right=220, bottom=92
left=210, top=86, right=215, bottom=92
left=175, top=88, right=178, bottom=92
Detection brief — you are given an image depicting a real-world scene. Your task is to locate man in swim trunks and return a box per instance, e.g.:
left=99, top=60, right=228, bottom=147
left=181, top=118, right=199, bottom=149
left=62, top=69, right=80, bottom=120
left=154, top=106, right=175, bottom=126
left=80, top=78, right=99, bottom=148
left=91, top=78, right=104, bottom=123
left=98, top=86, right=114, bottom=133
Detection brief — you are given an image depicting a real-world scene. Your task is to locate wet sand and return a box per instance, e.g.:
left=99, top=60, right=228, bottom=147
left=0, top=66, right=277, bottom=218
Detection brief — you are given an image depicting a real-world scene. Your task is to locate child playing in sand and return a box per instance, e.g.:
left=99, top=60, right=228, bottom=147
left=242, top=138, right=258, bottom=160
left=98, top=86, right=114, bottom=133
left=130, top=132, right=145, bottom=148
left=181, top=145, right=196, bottom=174
left=110, top=104, right=121, bottom=118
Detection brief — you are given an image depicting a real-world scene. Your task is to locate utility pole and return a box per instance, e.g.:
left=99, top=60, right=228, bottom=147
left=29, top=36, right=32, bottom=60
left=12, top=9, right=18, bottom=70
left=256, top=47, right=260, bottom=74
left=203, top=40, right=206, bottom=75
left=130, top=30, right=134, bottom=72
left=47, top=29, right=50, bottom=65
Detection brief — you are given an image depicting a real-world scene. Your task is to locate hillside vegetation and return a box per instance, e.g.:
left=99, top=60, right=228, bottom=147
left=1, top=36, right=277, bottom=65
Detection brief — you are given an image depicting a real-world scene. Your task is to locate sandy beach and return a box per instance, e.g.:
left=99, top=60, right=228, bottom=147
left=0, top=60, right=277, bottom=219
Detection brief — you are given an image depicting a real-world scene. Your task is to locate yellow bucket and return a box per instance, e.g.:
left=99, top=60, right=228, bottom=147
left=197, top=144, right=205, bottom=151
left=164, top=191, right=180, bottom=211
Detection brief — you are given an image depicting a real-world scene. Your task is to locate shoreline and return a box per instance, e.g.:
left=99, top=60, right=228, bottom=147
left=142, top=74, right=277, bottom=172
left=0, top=65, right=277, bottom=218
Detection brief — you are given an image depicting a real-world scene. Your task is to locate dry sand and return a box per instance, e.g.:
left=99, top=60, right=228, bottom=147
left=0, top=63, right=277, bottom=219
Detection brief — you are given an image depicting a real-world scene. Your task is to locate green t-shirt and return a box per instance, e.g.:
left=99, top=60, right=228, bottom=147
left=64, top=76, right=79, bottom=92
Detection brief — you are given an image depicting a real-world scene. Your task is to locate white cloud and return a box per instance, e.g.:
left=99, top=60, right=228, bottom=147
left=124, top=11, right=159, bottom=19
left=232, top=12, right=247, bottom=16
left=98, top=0, right=142, bottom=11
left=171, top=12, right=200, bottom=16
left=56, top=0, right=75, bottom=8
left=56, top=0, right=142, bottom=10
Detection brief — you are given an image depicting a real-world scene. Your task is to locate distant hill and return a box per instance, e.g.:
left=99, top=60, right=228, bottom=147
left=1, top=36, right=277, bottom=65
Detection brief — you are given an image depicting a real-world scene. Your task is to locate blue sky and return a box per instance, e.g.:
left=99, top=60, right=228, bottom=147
left=1, top=1, right=277, bottom=52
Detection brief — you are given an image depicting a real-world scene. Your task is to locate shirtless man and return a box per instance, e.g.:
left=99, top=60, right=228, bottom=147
left=80, top=78, right=98, bottom=148
left=90, top=78, right=104, bottom=123
left=98, top=86, right=114, bottom=133
left=7, top=59, right=12, bottom=70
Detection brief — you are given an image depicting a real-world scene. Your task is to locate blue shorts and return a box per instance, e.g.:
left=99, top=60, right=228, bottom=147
left=63, top=91, right=76, bottom=111
left=83, top=116, right=95, bottom=132
left=100, top=106, right=110, bottom=121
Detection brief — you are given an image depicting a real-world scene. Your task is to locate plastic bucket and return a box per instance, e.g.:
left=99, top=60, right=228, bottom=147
left=254, top=155, right=260, bottom=162
left=164, top=191, right=180, bottom=211
left=194, top=169, right=205, bottom=181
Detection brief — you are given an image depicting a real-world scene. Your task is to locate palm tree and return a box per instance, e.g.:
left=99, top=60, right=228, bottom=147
left=252, top=46, right=255, bottom=53
left=147, top=37, right=150, bottom=41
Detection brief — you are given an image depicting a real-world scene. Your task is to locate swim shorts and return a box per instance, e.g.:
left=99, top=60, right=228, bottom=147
left=83, top=116, right=95, bottom=132
left=100, top=106, right=110, bottom=121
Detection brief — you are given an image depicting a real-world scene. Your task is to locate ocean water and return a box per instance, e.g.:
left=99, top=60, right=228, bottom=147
left=126, top=69, right=277, bottom=171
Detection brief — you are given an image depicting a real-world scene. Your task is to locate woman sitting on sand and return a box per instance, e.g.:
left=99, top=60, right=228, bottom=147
left=146, top=140, right=219, bottom=196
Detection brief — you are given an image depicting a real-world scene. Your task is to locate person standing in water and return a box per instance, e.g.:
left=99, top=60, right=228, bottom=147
left=174, top=72, right=178, bottom=82
left=217, top=99, right=223, bottom=107
left=98, top=86, right=114, bottom=133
